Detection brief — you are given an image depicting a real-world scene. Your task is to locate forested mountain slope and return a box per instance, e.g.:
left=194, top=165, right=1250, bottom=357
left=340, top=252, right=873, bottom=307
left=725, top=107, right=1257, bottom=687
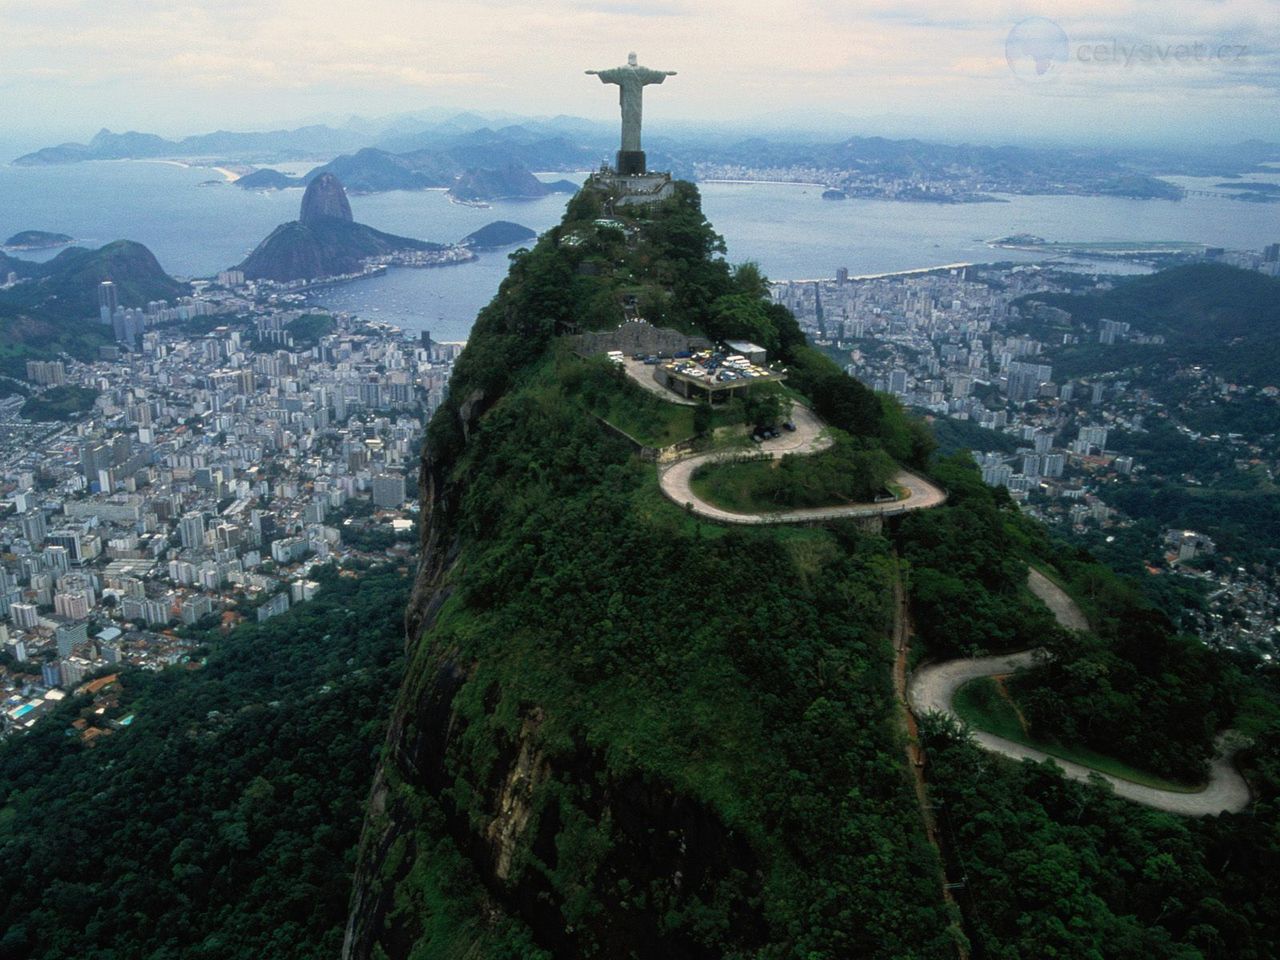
left=341, top=181, right=958, bottom=958
left=0, top=565, right=409, bottom=959
left=342, top=182, right=1280, bottom=958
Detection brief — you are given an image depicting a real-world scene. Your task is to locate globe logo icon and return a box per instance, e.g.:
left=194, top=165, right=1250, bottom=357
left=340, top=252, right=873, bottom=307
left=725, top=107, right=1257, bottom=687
left=1006, top=17, right=1070, bottom=82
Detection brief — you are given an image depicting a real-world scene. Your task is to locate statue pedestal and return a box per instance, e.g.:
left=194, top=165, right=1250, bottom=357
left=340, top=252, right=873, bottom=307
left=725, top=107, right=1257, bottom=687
left=616, top=150, right=646, bottom=176
left=585, top=169, right=675, bottom=207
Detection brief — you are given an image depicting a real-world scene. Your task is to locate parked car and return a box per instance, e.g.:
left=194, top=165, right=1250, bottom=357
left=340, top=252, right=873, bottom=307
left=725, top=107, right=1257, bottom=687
left=782, top=421, right=796, bottom=432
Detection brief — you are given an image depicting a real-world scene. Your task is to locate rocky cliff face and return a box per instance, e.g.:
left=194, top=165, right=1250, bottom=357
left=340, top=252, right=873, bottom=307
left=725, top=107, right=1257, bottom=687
left=338, top=196, right=776, bottom=956
left=300, top=172, right=354, bottom=224
left=341, top=420, right=769, bottom=960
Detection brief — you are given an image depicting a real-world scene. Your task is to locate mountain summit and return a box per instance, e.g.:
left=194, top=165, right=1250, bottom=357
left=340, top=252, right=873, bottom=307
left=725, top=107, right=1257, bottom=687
left=300, top=172, right=354, bottom=224
left=238, top=173, right=444, bottom=282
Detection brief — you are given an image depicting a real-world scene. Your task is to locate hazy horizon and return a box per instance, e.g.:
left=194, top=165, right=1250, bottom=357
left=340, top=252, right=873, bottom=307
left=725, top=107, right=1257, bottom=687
left=2, top=1, right=1277, bottom=154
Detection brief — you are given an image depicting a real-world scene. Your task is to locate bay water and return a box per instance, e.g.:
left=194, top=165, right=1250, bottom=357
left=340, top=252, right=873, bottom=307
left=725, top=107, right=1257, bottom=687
left=1, top=160, right=1276, bottom=343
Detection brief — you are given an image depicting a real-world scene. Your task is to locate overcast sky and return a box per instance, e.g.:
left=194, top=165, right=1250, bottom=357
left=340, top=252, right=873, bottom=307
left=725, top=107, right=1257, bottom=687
left=1, top=0, right=1276, bottom=149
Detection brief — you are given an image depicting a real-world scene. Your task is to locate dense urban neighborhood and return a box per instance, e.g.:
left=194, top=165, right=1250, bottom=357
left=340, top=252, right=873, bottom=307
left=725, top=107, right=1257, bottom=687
left=0, top=279, right=457, bottom=738
left=773, top=242, right=1280, bottom=659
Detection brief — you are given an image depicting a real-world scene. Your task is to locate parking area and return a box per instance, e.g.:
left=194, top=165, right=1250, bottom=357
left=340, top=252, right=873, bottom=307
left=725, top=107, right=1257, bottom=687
left=619, top=357, right=700, bottom=406
left=657, top=349, right=786, bottom=402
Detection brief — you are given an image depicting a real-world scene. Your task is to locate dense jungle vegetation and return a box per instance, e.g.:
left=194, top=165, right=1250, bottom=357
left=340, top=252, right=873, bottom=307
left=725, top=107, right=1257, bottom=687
left=0, top=565, right=408, bottom=960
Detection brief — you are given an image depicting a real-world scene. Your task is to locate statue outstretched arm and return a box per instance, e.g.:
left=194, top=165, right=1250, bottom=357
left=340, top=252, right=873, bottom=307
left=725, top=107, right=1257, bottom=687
left=634, top=67, right=676, bottom=84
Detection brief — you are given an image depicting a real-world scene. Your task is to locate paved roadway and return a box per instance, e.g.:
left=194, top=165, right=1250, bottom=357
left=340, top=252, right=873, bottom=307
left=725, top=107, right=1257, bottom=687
left=621, top=358, right=699, bottom=406
left=907, top=572, right=1252, bottom=816
left=657, top=404, right=947, bottom=524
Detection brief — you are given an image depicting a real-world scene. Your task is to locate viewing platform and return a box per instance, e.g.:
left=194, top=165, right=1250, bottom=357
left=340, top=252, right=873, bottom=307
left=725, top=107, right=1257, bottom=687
left=584, top=167, right=677, bottom=207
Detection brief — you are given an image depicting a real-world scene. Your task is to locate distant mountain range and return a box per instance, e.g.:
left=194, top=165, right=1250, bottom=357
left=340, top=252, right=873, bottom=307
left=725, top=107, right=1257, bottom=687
left=13, top=126, right=372, bottom=165
left=231, top=148, right=578, bottom=202
left=13, top=120, right=612, bottom=172
left=13, top=117, right=1279, bottom=202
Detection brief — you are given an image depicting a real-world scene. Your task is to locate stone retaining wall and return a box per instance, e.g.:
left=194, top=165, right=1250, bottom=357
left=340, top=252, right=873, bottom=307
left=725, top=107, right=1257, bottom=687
left=569, top=321, right=709, bottom=359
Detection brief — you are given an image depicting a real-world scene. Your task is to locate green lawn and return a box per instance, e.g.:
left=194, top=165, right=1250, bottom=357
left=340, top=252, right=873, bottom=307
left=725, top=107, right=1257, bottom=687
left=690, top=458, right=789, bottom=513
left=600, top=394, right=700, bottom=447
left=953, top=677, right=1204, bottom=793
left=569, top=357, right=746, bottom=448
left=690, top=442, right=899, bottom=514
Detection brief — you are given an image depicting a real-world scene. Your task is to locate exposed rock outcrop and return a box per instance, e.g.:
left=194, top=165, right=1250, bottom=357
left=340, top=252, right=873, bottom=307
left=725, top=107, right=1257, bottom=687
left=237, top=173, right=444, bottom=282
left=300, top=172, right=354, bottom=223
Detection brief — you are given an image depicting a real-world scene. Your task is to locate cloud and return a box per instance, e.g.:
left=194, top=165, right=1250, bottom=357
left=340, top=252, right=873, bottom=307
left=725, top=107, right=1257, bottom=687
left=0, top=0, right=1274, bottom=143
left=567, top=0, right=693, bottom=16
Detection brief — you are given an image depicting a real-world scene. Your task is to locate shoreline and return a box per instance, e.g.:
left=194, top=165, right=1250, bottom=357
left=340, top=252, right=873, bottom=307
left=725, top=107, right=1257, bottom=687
left=987, top=240, right=1205, bottom=255
left=699, top=178, right=828, bottom=187
left=787, top=262, right=977, bottom=283
left=782, top=251, right=1165, bottom=285
left=112, top=158, right=240, bottom=182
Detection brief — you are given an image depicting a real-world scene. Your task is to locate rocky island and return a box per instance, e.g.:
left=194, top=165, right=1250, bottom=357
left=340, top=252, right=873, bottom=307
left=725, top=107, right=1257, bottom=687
left=460, top=221, right=537, bottom=249
left=237, top=173, right=471, bottom=283
left=447, top=164, right=577, bottom=203
left=1213, top=181, right=1280, bottom=202
left=233, top=168, right=303, bottom=191
left=3, top=230, right=75, bottom=251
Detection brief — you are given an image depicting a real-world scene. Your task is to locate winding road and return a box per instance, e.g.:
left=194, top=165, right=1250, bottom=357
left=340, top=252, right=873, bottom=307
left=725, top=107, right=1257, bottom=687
left=657, top=404, right=947, bottom=524
left=908, top=570, right=1252, bottom=816
left=635, top=368, right=1250, bottom=813
left=634, top=364, right=1248, bottom=815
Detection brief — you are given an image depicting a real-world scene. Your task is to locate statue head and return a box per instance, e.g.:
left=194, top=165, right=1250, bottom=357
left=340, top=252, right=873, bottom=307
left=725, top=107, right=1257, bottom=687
left=627, top=52, right=637, bottom=66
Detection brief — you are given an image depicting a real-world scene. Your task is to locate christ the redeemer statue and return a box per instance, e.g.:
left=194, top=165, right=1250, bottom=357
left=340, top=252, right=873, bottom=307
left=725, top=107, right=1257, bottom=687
left=586, top=52, right=676, bottom=176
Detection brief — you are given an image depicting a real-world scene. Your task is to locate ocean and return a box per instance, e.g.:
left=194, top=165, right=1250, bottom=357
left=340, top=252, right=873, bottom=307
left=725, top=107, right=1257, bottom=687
left=1, top=160, right=1277, bottom=343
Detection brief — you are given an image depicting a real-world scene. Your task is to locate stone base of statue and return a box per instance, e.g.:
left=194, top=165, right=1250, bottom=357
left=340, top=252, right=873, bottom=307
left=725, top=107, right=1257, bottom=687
left=616, top=150, right=646, bottom=176
left=584, top=167, right=676, bottom=208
